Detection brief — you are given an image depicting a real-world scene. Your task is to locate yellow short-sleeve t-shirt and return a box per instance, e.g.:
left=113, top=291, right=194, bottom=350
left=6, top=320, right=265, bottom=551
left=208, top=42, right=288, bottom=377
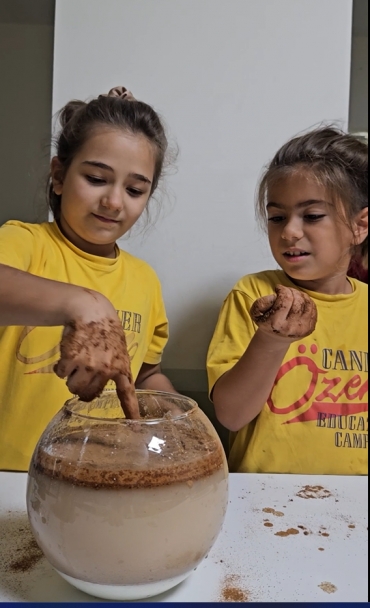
left=207, top=270, right=368, bottom=475
left=0, top=220, right=169, bottom=471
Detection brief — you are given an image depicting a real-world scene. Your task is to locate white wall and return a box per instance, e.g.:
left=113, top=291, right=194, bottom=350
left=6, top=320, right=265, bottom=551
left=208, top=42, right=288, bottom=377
left=53, top=0, right=353, bottom=389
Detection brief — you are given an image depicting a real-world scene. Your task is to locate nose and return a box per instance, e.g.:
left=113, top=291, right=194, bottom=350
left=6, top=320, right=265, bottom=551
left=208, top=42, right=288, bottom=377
left=281, top=217, right=303, bottom=242
left=100, top=188, right=123, bottom=212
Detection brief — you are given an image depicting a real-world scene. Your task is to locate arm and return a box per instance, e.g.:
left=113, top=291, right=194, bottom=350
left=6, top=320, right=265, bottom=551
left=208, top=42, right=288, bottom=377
left=0, top=263, right=89, bottom=326
left=0, top=263, right=139, bottom=418
left=212, top=329, right=290, bottom=431
left=135, top=363, right=178, bottom=394
left=212, top=285, right=317, bottom=432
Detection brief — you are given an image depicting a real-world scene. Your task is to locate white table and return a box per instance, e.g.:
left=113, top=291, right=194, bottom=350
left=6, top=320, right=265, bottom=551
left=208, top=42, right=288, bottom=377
left=0, top=472, right=367, bottom=603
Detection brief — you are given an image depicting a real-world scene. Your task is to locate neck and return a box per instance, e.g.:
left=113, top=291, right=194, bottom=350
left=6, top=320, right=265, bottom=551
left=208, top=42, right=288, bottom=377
left=57, top=218, right=117, bottom=259
left=286, top=272, right=353, bottom=295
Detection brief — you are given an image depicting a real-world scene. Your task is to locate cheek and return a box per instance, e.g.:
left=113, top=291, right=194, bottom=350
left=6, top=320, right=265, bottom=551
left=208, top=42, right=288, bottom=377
left=62, top=182, right=90, bottom=210
left=267, top=227, right=279, bottom=244
left=130, top=197, right=150, bottom=218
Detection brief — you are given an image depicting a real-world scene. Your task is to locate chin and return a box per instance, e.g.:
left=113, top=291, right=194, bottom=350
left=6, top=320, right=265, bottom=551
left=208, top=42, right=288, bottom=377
left=279, top=266, right=314, bottom=282
left=85, top=230, right=120, bottom=244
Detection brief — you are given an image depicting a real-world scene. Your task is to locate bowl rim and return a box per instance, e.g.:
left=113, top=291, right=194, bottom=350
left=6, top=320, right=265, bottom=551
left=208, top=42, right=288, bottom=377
left=64, top=389, right=199, bottom=423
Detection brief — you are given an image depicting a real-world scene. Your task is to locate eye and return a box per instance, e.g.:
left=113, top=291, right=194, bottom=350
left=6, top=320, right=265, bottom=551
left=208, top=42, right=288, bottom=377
left=268, top=216, right=285, bottom=223
left=86, top=175, right=106, bottom=185
left=127, top=187, right=144, bottom=198
left=304, top=214, right=326, bottom=222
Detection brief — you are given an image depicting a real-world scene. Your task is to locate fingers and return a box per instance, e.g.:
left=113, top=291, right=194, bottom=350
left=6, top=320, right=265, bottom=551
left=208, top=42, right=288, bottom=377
left=115, top=374, right=140, bottom=419
left=250, top=294, right=277, bottom=323
left=54, top=358, right=77, bottom=379
left=287, top=288, right=307, bottom=318
left=251, top=284, right=317, bottom=340
left=268, top=285, right=294, bottom=331
left=67, top=368, right=107, bottom=402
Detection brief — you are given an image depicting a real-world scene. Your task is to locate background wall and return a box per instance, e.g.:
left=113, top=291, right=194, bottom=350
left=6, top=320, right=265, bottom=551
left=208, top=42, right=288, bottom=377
left=0, top=0, right=54, bottom=226
left=349, top=0, right=368, bottom=133
left=53, top=0, right=353, bottom=396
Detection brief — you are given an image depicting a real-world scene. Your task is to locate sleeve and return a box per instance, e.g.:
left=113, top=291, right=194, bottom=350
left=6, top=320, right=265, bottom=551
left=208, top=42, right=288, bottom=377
left=143, top=278, right=169, bottom=365
left=206, top=288, right=258, bottom=399
left=0, top=222, right=36, bottom=271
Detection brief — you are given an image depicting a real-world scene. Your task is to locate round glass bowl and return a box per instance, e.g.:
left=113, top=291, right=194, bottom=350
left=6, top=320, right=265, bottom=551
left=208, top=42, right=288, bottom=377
left=26, top=390, right=228, bottom=600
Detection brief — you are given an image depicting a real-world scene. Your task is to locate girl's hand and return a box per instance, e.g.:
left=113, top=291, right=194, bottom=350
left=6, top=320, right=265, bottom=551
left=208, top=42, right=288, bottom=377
left=54, top=289, right=140, bottom=419
left=250, top=284, right=317, bottom=342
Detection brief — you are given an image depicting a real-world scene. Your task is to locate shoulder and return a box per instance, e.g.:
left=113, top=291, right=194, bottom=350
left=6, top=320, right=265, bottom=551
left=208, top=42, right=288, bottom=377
left=118, top=249, right=162, bottom=285
left=0, top=221, right=52, bottom=270
left=351, top=278, right=368, bottom=300
left=0, top=220, right=51, bottom=240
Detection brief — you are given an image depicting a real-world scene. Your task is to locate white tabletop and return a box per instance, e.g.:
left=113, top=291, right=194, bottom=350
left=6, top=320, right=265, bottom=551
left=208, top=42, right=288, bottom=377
left=0, top=472, right=367, bottom=603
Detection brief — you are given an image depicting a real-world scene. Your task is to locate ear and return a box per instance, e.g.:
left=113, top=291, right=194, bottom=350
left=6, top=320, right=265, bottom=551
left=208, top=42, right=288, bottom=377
left=50, top=157, right=65, bottom=195
left=353, top=207, right=368, bottom=245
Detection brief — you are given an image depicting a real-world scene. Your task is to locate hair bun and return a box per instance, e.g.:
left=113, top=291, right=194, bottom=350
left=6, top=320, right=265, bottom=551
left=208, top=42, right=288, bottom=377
left=102, top=86, right=136, bottom=101
left=59, top=100, right=86, bottom=127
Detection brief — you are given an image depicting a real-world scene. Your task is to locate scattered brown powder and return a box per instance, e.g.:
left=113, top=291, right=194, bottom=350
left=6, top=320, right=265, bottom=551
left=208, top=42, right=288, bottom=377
left=264, top=522, right=273, bottom=528
left=318, top=582, right=337, bottom=594
left=8, top=538, right=43, bottom=573
left=1, top=516, right=44, bottom=576
left=0, top=512, right=47, bottom=600
left=296, top=485, right=332, bottom=499
left=348, top=524, right=356, bottom=529
left=219, top=574, right=249, bottom=602
left=222, top=587, right=248, bottom=602
left=262, top=507, right=284, bottom=517
left=274, top=528, right=300, bottom=537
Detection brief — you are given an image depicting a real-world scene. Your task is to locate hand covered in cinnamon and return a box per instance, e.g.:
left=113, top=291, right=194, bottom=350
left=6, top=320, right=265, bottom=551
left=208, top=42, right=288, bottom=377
left=54, top=291, right=140, bottom=419
left=250, top=284, right=317, bottom=341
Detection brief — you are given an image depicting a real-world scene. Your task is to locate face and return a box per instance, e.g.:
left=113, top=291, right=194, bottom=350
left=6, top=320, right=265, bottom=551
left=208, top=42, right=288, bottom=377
left=266, top=171, right=364, bottom=292
left=51, top=128, right=155, bottom=257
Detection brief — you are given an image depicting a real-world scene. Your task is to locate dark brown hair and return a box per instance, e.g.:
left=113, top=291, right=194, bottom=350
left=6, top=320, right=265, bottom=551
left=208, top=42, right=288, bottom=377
left=48, top=89, right=170, bottom=220
left=256, top=126, right=368, bottom=264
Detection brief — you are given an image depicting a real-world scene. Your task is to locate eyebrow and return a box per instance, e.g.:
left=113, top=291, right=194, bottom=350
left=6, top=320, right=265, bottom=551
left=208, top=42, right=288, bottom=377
left=81, top=161, right=152, bottom=184
left=266, top=199, right=328, bottom=210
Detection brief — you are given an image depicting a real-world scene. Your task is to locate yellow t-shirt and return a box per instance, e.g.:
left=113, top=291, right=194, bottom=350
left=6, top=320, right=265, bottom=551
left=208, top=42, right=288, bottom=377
left=0, top=220, right=169, bottom=471
left=207, top=270, right=368, bottom=475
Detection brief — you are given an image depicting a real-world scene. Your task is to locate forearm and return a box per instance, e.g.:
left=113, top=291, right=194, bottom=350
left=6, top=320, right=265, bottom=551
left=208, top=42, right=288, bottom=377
left=212, top=329, right=290, bottom=431
left=135, top=363, right=178, bottom=394
left=136, top=372, right=178, bottom=393
left=0, top=263, right=88, bottom=326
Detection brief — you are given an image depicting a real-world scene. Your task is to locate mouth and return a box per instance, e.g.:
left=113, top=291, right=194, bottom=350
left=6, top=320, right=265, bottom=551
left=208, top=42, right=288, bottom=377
left=92, top=213, right=120, bottom=224
left=283, top=249, right=310, bottom=261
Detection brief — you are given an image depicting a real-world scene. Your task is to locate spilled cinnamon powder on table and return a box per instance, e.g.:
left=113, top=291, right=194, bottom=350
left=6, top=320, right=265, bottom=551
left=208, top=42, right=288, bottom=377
left=219, top=574, right=250, bottom=602
left=318, top=581, right=337, bottom=594
left=274, top=528, right=300, bottom=537
left=262, top=507, right=284, bottom=517
left=8, top=538, right=43, bottom=573
left=0, top=513, right=46, bottom=600
left=1, top=517, right=43, bottom=575
left=296, top=485, right=332, bottom=499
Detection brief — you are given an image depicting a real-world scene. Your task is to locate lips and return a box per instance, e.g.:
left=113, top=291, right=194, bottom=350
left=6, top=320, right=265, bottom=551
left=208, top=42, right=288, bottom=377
left=283, top=250, right=310, bottom=260
left=92, top=213, right=119, bottom=224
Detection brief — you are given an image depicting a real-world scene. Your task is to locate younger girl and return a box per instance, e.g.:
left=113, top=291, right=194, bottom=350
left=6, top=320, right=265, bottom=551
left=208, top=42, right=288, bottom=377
left=0, top=86, right=176, bottom=471
left=207, top=127, right=368, bottom=475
